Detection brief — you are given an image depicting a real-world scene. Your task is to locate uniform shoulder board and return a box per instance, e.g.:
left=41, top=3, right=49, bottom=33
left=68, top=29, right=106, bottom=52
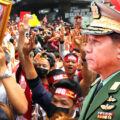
left=91, top=77, right=101, bottom=87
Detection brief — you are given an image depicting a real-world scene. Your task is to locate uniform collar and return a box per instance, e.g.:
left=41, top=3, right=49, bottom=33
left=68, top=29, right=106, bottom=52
left=101, top=71, right=120, bottom=86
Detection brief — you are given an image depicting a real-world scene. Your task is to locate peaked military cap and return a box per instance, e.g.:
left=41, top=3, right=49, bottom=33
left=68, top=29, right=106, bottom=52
left=82, top=1, right=120, bottom=35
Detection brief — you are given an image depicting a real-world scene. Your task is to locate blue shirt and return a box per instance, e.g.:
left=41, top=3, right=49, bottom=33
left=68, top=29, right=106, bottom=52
left=27, top=77, right=52, bottom=117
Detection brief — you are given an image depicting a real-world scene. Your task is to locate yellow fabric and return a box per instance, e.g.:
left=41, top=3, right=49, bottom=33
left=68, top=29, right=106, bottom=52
left=29, top=14, right=40, bottom=27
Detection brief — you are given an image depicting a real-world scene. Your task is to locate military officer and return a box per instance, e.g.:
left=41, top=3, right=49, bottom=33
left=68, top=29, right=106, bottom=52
left=79, top=1, right=120, bottom=120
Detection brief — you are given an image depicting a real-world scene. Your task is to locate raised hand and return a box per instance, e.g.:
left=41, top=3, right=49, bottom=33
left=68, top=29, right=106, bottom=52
left=18, top=22, right=28, bottom=36
left=19, top=14, right=33, bottom=36
left=23, top=14, right=33, bottom=30
left=59, top=27, right=65, bottom=42
left=23, top=32, right=36, bottom=57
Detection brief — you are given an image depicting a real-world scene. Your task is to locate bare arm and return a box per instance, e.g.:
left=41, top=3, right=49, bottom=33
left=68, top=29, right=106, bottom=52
left=2, top=76, right=28, bottom=114
left=18, top=16, right=38, bottom=80
left=59, top=27, right=70, bottom=59
left=0, top=47, right=28, bottom=114
left=78, top=34, right=97, bottom=97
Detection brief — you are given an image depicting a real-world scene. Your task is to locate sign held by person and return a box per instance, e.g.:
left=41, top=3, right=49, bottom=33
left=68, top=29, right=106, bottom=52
left=0, top=0, right=12, bottom=45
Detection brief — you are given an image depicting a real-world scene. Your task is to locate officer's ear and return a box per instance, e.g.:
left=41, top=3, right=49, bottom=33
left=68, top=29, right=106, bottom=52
left=117, top=44, right=120, bottom=60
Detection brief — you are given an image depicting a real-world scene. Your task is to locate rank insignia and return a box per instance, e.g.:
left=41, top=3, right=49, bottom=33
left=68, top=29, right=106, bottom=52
left=106, top=96, right=117, bottom=102
left=110, top=82, right=120, bottom=91
left=97, top=112, right=113, bottom=119
left=100, top=104, right=116, bottom=111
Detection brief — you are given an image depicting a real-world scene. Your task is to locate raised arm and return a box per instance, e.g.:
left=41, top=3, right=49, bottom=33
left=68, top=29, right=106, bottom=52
left=78, top=34, right=97, bottom=97
left=17, top=16, right=52, bottom=115
left=59, top=27, right=69, bottom=59
left=17, top=15, right=37, bottom=79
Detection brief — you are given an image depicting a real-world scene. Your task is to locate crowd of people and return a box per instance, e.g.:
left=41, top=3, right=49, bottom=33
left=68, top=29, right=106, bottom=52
left=0, top=1, right=120, bottom=120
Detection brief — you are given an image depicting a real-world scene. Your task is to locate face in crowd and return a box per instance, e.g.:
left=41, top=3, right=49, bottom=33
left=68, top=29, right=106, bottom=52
left=63, top=54, right=78, bottom=76
left=48, top=79, right=82, bottom=118
left=33, top=52, right=55, bottom=78
left=35, top=57, right=50, bottom=78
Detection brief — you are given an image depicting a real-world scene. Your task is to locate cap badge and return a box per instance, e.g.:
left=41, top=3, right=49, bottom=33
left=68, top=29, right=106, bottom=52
left=91, top=2, right=101, bottom=19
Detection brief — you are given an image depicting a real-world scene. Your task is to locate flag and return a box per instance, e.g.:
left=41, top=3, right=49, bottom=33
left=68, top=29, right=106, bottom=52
left=18, top=11, right=30, bottom=26
left=43, top=15, right=47, bottom=24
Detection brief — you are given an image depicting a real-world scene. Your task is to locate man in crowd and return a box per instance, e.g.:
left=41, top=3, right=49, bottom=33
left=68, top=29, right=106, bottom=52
left=63, top=53, right=81, bottom=82
left=79, top=2, right=120, bottom=120
left=59, top=26, right=97, bottom=97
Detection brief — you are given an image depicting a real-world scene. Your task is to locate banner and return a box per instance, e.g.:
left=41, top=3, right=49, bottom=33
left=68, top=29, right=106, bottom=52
left=0, top=0, right=12, bottom=45
left=43, top=15, right=48, bottom=24
left=18, top=11, right=30, bottom=26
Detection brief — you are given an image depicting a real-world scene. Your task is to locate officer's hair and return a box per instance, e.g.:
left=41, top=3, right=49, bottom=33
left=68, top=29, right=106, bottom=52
left=109, top=32, right=120, bottom=44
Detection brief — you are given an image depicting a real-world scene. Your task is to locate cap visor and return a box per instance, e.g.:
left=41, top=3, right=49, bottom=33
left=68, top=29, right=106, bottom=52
left=82, top=26, right=114, bottom=35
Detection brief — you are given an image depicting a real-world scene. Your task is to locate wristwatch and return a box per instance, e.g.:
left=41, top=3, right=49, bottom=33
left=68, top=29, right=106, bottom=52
left=0, top=69, right=11, bottom=79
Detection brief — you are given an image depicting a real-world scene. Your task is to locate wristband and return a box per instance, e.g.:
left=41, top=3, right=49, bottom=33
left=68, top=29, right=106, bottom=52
left=0, top=69, right=11, bottom=79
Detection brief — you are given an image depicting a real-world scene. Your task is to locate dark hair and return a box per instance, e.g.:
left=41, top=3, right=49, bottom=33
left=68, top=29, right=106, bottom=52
left=9, top=38, right=14, bottom=44
left=64, top=53, right=78, bottom=60
left=65, top=26, right=71, bottom=30
left=47, top=69, right=66, bottom=78
left=54, top=79, right=82, bottom=97
left=32, top=47, right=43, bottom=57
left=109, top=32, right=120, bottom=44
left=41, top=52, right=55, bottom=68
left=39, top=27, right=44, bottom=31
left=72, top=48, right=80, bottom=53
left=35, top=37, right=39, bottom=44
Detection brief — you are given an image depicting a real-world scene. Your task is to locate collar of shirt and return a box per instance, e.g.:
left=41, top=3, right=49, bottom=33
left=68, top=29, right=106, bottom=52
left=100, top=71, right=120, bottom=86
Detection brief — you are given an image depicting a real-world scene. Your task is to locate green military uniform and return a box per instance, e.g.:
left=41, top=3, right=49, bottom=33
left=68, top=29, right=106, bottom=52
left=79, top=72, right=120, bottom=120
left=78, top=1, right=120, bottom=120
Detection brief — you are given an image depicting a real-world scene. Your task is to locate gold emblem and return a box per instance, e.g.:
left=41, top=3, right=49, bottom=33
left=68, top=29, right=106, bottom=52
left=91, top=2, right=101, bottom=19
left=100, top=104, right=116, bottom=111
left=107, top=96, right=117, bottom=102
